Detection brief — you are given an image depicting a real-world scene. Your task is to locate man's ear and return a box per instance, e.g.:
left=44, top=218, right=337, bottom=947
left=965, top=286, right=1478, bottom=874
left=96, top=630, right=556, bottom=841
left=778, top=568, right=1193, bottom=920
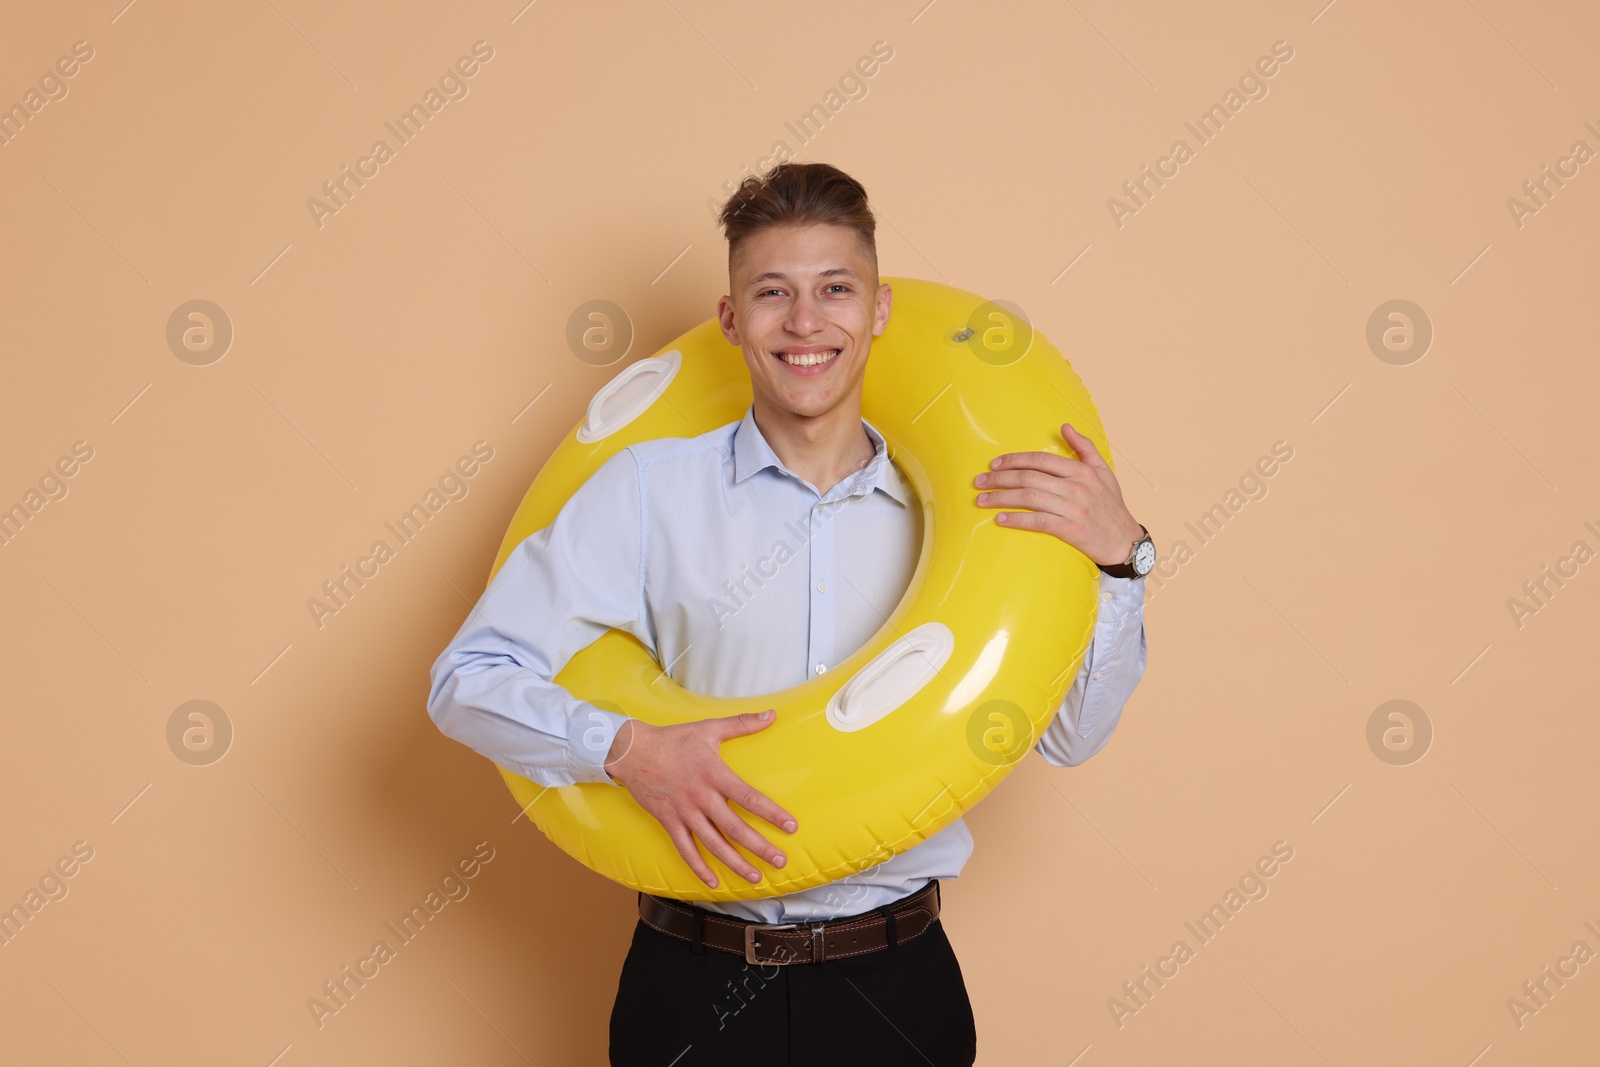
left=872, top=281, right=893, bottom=337
left=716, top=293, right=741, bottom=346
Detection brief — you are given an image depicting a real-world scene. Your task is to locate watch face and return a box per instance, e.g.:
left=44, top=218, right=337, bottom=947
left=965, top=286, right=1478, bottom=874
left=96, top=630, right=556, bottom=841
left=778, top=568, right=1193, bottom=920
left=1133, top=539, right=1156, bottom=574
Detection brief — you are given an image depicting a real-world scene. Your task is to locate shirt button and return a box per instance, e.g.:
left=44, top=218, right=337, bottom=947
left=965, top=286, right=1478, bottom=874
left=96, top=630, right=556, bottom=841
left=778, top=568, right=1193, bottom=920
left=1100, top=593, right=1111, bottom=603
left=817, top=580, right=827, bottom=593
left=1092, top=671, right=1104, bottom=681
left=815, top=663, right=827, bottom=675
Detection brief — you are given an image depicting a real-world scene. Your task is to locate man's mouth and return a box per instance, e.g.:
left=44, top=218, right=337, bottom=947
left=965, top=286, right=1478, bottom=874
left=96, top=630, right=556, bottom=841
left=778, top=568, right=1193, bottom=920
left=775, top=347, right=841, bottom=368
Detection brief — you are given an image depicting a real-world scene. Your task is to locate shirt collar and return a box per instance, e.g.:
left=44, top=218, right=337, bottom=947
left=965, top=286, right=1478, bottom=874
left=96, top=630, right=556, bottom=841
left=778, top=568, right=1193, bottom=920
left=731, top=404, right=911, bottom=506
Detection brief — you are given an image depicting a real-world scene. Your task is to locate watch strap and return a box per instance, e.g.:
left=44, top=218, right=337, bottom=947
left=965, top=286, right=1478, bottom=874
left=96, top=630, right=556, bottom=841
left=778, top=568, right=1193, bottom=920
left=1098, top=524, right=1151, bottom=579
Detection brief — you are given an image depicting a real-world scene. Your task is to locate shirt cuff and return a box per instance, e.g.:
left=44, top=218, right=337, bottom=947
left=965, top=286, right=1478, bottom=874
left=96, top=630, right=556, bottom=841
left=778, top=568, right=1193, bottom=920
left=1096, top=571, right=1145, bottom=623
left=564, top=703, right=631, bottom=786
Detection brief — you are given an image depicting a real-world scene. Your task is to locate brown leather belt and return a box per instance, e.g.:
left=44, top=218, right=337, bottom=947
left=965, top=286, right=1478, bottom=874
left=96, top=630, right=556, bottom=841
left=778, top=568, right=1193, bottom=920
left=638, top=880, right=941, bottom=965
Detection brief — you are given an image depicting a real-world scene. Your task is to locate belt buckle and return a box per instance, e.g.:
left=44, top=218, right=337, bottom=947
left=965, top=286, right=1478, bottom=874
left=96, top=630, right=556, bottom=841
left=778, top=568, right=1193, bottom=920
left=744, top=922, right=801, bottom=965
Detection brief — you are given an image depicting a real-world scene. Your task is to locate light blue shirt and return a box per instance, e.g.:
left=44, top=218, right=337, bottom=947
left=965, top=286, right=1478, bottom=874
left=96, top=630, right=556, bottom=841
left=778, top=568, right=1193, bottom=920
left=428, top=405, right=1147, bottom=922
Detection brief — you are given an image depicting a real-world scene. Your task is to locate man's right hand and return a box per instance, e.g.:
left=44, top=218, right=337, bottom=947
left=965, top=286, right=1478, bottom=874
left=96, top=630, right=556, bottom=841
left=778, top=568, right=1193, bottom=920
left=603, top=709, right=798, bottom=889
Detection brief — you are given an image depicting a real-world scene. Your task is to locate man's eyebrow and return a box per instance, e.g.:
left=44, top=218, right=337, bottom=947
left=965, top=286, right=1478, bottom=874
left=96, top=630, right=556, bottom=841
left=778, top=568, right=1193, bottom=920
left=745, top=268, right=863, bottom=289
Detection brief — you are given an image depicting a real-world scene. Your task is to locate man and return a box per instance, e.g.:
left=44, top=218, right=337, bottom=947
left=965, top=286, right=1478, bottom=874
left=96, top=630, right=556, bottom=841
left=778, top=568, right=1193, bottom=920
left=427, top=162, right=1153, bottom=1066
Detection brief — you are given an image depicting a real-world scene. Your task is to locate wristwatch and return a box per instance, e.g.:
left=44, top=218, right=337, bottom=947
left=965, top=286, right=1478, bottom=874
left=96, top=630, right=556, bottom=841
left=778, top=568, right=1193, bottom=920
left=1098, top=523, right=1155, bottom=579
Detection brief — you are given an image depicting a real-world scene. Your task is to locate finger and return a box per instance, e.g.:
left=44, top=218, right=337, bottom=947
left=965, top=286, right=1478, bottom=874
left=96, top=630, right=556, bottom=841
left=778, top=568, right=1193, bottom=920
left=974, top=468, right=1044, bottom=490
left=989, top=450, right=1078, bottom=478
left=712, top=708, right=778, bottom=740
left=707, top=798, right=788, bottom=870
left=717, top=769, right=799, bottom=834
left=975, top=468, right=1079, bottom=492
left=662, top=820, right=720, bottom=888
left=973, top=487, right=1066, bottom=514
left=689, top=812, right=763, bottom=884
left=993, top=509, right=1067, bottom=536
left=977, top=479, right=1092, bottom=514
left=1060, top=423, right=1110, bottom=469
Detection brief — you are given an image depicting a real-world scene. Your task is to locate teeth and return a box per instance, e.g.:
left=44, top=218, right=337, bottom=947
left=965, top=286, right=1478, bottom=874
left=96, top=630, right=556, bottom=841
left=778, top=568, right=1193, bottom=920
left=780, top=349, right=839, bottom=367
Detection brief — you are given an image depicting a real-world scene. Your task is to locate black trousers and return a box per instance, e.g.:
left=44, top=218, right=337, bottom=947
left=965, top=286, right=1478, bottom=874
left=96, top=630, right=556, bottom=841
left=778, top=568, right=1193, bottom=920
left=608, top=884, right=977, bottom=1066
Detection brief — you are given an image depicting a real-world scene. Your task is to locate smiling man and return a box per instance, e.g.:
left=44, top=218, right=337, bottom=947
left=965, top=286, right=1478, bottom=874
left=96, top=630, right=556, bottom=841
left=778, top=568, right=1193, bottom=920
left=427, top=162, right=1153, bottom=1066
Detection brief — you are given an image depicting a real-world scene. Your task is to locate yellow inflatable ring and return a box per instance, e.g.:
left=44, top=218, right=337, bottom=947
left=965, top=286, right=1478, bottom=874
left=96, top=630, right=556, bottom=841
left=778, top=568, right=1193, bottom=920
left=487, top=277, right=1112, bottom=900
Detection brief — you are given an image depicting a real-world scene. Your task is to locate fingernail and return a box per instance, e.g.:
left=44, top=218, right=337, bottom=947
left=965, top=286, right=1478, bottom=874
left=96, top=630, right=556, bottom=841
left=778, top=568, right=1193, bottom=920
left=997, top=513, right=1009, bottom=524
left=760, top=709, right=774, bottom=720
left=783, top=820, right=797, bottom=833
left=774, top=854, right=787, bottom=868
left=990, top=458, right=1001, bottom=469
left=707, top=877, right=719, bottom=888
left=976, top=492, right=988, bottom=503
left=746, top=871, right=762, bottom=883
left=974, top=473, right=988, bottom=486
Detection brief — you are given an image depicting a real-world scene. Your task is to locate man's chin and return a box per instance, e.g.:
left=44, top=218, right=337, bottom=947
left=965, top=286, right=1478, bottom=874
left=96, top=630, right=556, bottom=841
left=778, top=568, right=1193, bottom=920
left=760, top=389, right=852, bottom=421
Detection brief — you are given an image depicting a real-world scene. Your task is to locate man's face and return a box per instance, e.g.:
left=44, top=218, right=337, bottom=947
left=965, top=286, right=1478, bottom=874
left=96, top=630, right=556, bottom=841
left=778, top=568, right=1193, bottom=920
left=717, top=223, right=892, bottom=420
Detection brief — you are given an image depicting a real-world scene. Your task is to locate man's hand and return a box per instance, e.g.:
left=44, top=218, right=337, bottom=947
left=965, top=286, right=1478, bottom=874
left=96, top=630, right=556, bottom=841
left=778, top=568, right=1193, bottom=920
left=604, top=710, right=798, bottom=889
left=973, top=422, right=1141, bottom=566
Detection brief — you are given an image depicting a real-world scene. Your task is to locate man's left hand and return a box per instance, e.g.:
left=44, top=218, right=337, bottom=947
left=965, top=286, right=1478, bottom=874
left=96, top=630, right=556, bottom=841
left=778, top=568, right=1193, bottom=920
left=974, top=422, right=1141, bottom=567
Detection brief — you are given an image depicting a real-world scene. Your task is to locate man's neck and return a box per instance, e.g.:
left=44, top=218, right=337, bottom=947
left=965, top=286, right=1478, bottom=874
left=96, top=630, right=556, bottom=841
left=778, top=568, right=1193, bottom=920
left=751, top=397, right=876, bottom=498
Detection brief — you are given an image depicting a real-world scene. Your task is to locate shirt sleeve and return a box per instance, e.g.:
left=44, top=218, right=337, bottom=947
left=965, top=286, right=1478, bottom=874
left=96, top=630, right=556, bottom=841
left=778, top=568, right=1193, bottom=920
left=1033, top=571, right=1147, bottom=767
left=426, top=449, right=644, bottom=788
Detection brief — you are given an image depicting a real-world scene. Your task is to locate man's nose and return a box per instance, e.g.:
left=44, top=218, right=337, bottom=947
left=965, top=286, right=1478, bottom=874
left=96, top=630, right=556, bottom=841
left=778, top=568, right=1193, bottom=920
left=785, top=292, right=826, bottom=335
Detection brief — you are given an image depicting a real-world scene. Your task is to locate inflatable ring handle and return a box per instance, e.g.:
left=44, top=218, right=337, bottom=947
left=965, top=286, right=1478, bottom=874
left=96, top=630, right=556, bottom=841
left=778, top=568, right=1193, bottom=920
left=824, top=623, right=954, bottom=733
left=576, top=348, right=682, bottom=443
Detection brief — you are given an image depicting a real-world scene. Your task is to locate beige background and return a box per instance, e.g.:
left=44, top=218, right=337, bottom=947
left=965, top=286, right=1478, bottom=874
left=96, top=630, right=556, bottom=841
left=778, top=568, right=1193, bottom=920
left=2, top=0, right=1597, bottom=1063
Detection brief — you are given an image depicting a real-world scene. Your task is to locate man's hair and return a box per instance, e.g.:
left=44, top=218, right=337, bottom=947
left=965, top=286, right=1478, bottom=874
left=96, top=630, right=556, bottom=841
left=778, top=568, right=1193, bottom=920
left=718, top=161, right=877, bottom=276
